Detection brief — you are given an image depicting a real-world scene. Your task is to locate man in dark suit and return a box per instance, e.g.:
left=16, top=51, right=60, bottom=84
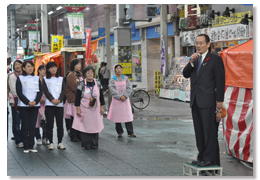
left=183, top=34, right=225, bottom=167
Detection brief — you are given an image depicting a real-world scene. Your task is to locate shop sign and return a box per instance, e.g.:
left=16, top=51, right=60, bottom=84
left=65, top=4, right=87, bottom=12
left=27, top=20, right=41, bottom=30
left=181, top=28, right=210, bottom=47
left=184, top=4, right=200, bottom=30
left=51, top=35, right=63, bottom=52
left=209, top=24, right=250, bottom=42
left=212, top=11, right=251, bottom=27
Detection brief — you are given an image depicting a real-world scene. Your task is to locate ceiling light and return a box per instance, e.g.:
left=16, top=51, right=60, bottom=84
left=16, top=28, right=19, bottom=31
left=56, top=6, right=62, bottom=10
left=48, top=11, right=53, bottom=15
left=24, top=25, right=27, bottom=27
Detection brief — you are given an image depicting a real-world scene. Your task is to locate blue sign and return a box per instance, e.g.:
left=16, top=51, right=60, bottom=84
left=146, top=22, right=175, bottom=39
left=98, top=28, right=106, bottom=44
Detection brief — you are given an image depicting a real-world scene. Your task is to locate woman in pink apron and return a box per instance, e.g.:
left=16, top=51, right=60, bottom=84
left=73, top=65, right=104, bottom=150
left=35, top=65, right=49, bottom=145
left=65, top=59, right=83, bottom=142
left=107, top=64, right=136, bottom=138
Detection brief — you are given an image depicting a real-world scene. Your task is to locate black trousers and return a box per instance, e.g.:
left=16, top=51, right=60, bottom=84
left=101, top=78, right=109, bottom=91
left=70, top=116, right=81, bottom=140
left=81, top=133, right=99, bottom=148
left=45, top=106, right=64, bottom=144
left=19, top=108, right=38, bottom=150
left=115, top=122, right=134, bottom=135
left=191, top=99, right=218, bottom=163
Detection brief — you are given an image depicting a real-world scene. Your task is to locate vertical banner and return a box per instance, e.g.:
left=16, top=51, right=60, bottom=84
left=85, top=29, right=92, bottom=65
left=28, top=31, right=41, bottom=51
left=51, top=35, right=63, bottom=52
left=161, top=35, right=165, bottom=76
left=67, top=13, right=85, bottom=39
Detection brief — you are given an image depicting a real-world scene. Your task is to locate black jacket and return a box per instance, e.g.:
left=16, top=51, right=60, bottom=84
left=183, top=52, right=225, bottom=108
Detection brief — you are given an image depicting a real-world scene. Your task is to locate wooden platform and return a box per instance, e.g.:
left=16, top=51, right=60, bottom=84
left=183, top=163, right=223, bottom=176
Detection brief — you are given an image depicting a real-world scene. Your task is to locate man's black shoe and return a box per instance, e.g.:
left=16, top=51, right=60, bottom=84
left=197, top=161, right=215, bottom=167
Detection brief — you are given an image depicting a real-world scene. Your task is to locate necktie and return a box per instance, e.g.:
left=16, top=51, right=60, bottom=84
left=197, top=55, right=202, bottom=75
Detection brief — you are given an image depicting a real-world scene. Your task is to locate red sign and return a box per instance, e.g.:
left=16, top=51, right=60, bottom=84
left=65, top=4, right=87, bottom=12
left=27, top=20, right=41, bottom=30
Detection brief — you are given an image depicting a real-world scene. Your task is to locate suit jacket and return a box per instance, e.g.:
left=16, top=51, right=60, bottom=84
left=183, top=52, right=225, bottom=108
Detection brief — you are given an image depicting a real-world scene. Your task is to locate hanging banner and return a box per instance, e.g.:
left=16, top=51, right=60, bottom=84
left=67, top=13, right=85, bottom=39
left=85, top=29, right=92, bottom=65
left=181, top=27, right=209, bottom=47
left=209, top=24, right=250, bottom=42
left=28, top=31, right=41, bottom=50
left=161, top=35, right=165, bottom=76
left=212, top=11, right=251, bottom=27
left=51, top=35, right=63, bottom=52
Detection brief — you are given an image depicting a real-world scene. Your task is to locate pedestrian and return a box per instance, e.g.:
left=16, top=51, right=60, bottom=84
left=65, top=59, right=83, bottom=142
left=107, top=64, right=136, bottom=138
left=183, top=34, right=225, bottom=167
left=16, top=60, right=43, bottom=153
left=42, top=61, right=66, bottom=150
left=100, top=62, right=111, bottom=93
left=8, top=59, right=24, bottom=147
left=98, top=62, right=104, bottom=81
left=62, top=71, right=72, bottom=135
left=73, top=65, right=105, bottom=150
left=35, top=65, right=49, bottom=145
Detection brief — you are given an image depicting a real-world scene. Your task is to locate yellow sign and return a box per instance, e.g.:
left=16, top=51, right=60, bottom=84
left=154, top=71, right=161, bottom=95
left=119, top=63, right=132, bottom=74
left=51, top=35, right=63, bottom=52
left=212, top=11, right=251, bottom=27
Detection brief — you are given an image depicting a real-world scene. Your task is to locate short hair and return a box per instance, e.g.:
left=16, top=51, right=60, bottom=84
left=197, top=34, right=211, bottom=51
left=82, top=65, right=95, bottom=79
left=13, top=60, right=23, bottom=67
left=115, top=64, right=122, bottom=70
left=22, top=60, right=35, bottom=75
left=197, top=34, right=210, bottom=44
left=46, top=61, right=59, bottom=78
left=69, top=59, right=81, bottom=71
left=37, top=64, right=46, bottom=76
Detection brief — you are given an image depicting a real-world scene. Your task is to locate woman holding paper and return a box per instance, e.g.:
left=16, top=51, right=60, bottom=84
left=74, top=65, right=105, bottom=150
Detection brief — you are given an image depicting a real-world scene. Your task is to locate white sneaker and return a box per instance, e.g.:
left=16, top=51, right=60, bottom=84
left=48, top=143, right=54, bottom=150
left=16, top=142, right=24, bottom=148
left=23, top=149, right=29, bottom=153
left=37, top=139, right=42, bottom=145
left=57, top=143, right=66, bottom=150
left=42, top=138, right=50, bottom=145
left=29, top=149, right=38, bottom=153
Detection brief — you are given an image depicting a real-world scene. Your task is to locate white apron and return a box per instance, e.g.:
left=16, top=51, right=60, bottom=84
left=107, top=78, right=133, bottom=123
left=18, top=75, right=40, bottom=107
left=43, top=77, right=63, bottom=107
left=72, top=79, right=104, bottom=133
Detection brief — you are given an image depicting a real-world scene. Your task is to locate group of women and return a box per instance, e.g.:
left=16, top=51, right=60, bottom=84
left=8, top=58, right=136, bottom=153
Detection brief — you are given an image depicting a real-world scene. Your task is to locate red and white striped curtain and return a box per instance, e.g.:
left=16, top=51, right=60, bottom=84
left=222, top=85, right=253, bottom=163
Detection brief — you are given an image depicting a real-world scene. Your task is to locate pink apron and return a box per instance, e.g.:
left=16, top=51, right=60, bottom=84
left=64, top=76, right=83, bottom=118
left=107, top=78, right=133, bottom=123
left=36, top=94, right=45, bottom=128
left=72, top=79, right=104, bottom=133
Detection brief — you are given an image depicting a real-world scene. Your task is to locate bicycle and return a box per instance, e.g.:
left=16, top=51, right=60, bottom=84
left=131, top=85, right=150, bottom=110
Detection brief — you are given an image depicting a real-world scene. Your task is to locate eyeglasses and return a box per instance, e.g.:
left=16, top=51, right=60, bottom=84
left=86, top=71, right=93, bottom=75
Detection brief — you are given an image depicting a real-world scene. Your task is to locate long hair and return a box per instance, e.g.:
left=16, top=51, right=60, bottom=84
left=22, top=60, right=35, bottom=75
left=46, top=61, right=59, bottom=79
left=37, top=64, right=46, bottom=76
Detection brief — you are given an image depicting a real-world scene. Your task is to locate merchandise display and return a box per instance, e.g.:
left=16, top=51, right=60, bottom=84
left=160, top=56, right=190, bottom=102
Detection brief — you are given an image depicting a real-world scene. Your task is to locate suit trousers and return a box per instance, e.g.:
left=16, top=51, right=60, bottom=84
left=115, top=122, right=134, bottom=135
left=191, top=99, right=218, bottom=163
left=19, top=108, right=38, bottom=150
left=45, top=106, right=64, bottom=144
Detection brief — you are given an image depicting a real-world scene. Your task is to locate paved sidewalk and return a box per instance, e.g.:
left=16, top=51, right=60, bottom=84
left=7, top=97, right=253, bottom=177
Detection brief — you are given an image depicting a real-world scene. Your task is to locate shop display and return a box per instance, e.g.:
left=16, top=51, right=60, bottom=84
left=160, top=56, right=190, bottom=102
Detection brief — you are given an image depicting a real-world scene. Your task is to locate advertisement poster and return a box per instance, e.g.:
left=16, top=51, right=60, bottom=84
left=51, top=35, right=63, bottom=52
left=161, top=35, right=166, bottom=76
left=67, top=13, right=85, bottom=39
left=28, top=31, right=41, bottom=50
left=118, top=46, right=132, bottom=63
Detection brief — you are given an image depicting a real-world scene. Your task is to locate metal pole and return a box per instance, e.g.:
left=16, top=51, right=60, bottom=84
left=10, top=10, right=17, bottom=62
left=160, top=4, right=168, bottom=79
left=36, top=4, right=38, bottom=54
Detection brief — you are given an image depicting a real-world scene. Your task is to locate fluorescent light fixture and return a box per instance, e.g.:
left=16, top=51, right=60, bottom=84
left=24, top=25, right=27, bottom=27
left=86, top=7, right=90, bottom=10
left=56, top=6, right=62, bottom=10
left=16, top=28, right=19, bottom=31
left=48, top=11, right=53, bottom=15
